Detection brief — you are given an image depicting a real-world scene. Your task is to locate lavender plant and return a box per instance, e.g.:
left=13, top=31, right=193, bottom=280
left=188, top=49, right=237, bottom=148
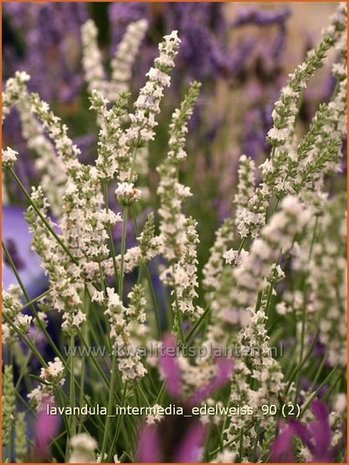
left=2, top=3, right=347, bottom=463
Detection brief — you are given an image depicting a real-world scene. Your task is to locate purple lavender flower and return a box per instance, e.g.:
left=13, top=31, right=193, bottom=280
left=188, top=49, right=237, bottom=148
left=231, top=7, right=291, bottom=28
left=4, top=3, right=88, bottom=101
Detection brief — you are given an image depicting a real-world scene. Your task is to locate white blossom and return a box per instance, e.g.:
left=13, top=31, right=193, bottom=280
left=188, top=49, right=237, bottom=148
left=69, top=433, right=98, bottom=463
left=2, top=147, right=18, bottom=169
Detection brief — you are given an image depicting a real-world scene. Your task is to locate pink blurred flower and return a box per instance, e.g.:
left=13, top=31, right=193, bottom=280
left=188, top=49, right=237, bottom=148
left=34, top=398, right=61, bottom=460
left=137, top=333, right=234, bottom=462
left=272, top=399, right=343, bottom=462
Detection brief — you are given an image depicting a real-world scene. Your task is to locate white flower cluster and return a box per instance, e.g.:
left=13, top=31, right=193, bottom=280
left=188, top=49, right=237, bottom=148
left=25, top=186, right=87, bottom=334
left=203, top=218, right=235, bottom=293
left=17, top=97, right=67, bottom=216
left=2, top=146, right=18, bottom=169
left=28, top=357, right=65, bottom=409
left=307, top=197, right=347, bottom=366
left=265, top=39, right=347, bottom=201
left=91, top=30, right=180, bottom=184
left=127, top=284, right=149, bottom=343
left=157, top=82, right=200, bottom=262
left=201, top=219, right=236, bottom=349
left=234, top=154, right=256, bottom=208
left=2, top=72, right=67, bottom=214
left=90, top=89, right=131, bottom=181
left=167, top=81, right=201, bottom=161
left=40, top=357, right=65, bottom=385
left=2, top=287, right=32, bottom=344
left=128, top=30, right=181, bottom=145
left=168, top=217, right=203, bottom=317
left=81, top=20, right=109, bottom=97
left=69, top=433, right=98, bottom=463
left=23, top=85, right=122, bottom=283
left=267, top=2, right=346, bottom=149
left=103, top=215, right=160, bottom=278
left=226, top=196, right=310, bottom=326
left=115, top=181, right=142, bottom=206
left=2, top=70, right=30, bottom=122
left=224, top=305, right=285, bottom=452
left=82, top=19, right=148, bottom=101
left=96, top=287, right=147, bottom=381
left=234, top=154, right=263, bottom=239
left=158, top=163, right=192, bottom=261
left=157, top=82, right=201, bottom=318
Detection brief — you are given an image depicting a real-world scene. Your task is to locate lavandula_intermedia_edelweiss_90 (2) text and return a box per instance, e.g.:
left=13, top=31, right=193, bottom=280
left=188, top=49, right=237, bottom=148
left=1, top=3, right=347, bottom=463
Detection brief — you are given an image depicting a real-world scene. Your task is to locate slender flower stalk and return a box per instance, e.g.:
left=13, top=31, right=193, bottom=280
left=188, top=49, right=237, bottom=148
left=158, top=82, right=202, bottom=321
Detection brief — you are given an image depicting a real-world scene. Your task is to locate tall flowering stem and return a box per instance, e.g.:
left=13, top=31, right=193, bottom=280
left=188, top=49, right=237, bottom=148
left=99, top=29, right=181, bottom=460
left=158, top=81, right=202, bottom=334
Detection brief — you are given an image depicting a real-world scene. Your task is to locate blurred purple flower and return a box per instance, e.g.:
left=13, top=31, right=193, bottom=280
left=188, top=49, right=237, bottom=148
left=110, top=3, right=285, bottom=82
left=137, top=424, right=162, bottom=462
left=159, top=333, right=182, bottom=397
left=137, top=333, right=234, bottom=462
left=174, top=422, right=206, bottom=463
left=34, top=398, right=61, bottom=460
left=272, top=400, right=341, bottom=462
left=231, top=7, right=291, bottom=27
left=160, top=333, right=234, bottom=405
left=308, top=400, right=333, bottom=461
left=300, top=377, right=328, bottom=402
left=138, top=419, right=206, bottom=463
left=271, top=421, right=296, bottom=462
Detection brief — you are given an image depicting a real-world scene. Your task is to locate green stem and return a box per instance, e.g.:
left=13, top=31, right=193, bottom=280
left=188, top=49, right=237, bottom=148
left=76, top=329, right=111, bottom=391
left=173, top=286, right=185, bottom=345
left=4, top=315, right=104, bottom=434
left=285, top=332, right=319, bottom=396
left=3, top=314, right=47, bottom=367
left=69, top=334, right=76, bottom=437
left=21, top=289, right=52, bottom=310
left=145, top=267, right=162, bottom=338
left=103, top=181, right=119, bottom=289
left=294, top=217, right=319, bottom=402
left=131, top=207, right=162, bottom=337
left=299, top=367, right=338, bottom=418
left=100, top=207, right=128, bottom=461
left=107, top=382, right=128, bottom=462
left=184, top=305, right=210, bottom=345
left=78, top=289, right=89, bottom=433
